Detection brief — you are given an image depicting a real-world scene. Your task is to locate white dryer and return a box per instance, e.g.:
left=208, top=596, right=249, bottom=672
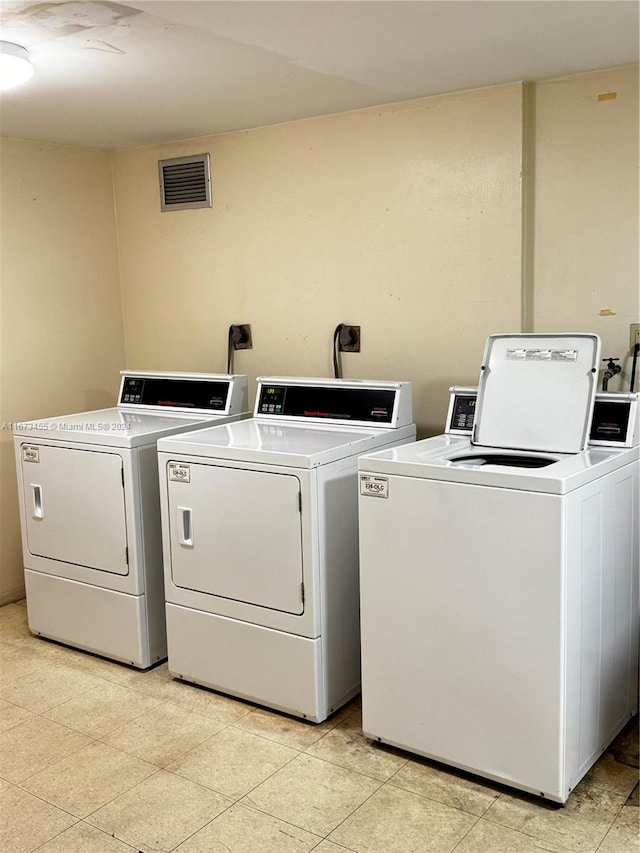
left=358, top=334, right=639, bottom=803
left=14, top=372, right=248, bottom=668
left=158, top=377, right=416, bottom=721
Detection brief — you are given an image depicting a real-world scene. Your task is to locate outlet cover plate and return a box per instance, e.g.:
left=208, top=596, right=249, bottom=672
left=339, top=325, right=361, bottom=352
left=232, top=324, right=252, bottom=350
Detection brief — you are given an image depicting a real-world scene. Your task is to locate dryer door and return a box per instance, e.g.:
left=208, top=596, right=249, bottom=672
left=167, top=463, right=304, bottom=615
left=20, top=444, right=129, bottom=575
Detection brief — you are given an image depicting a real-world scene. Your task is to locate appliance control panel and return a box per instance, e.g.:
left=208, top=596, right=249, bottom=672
left=118, top=372, right=247, bottom=415
left=589, top=393, right=639, bottom=447
left=255, top=378, right=413, bottom=428
left=446, top=387, right=639, bottom=447
left=446, top=387, right=478, bottom=435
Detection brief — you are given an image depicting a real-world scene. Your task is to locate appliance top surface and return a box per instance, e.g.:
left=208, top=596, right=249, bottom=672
left=473, top=333, right=601, bottom=454
left=13, top=407, right=244, bottom=448
left=358, top=434, right=638, bottom=494
left=255, top=375, right=409, bottom=388
left=158, top=418, right=416, bottom=468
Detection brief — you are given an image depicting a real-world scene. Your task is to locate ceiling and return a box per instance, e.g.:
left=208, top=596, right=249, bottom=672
left=0, top=1, right=638, bottom=150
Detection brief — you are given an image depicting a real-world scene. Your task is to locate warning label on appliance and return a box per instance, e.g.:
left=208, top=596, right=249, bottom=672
left=22, top=446, right=39, bottom=463
left=360, top=474, right=389, bottom=498
left=168, top=462, right=190, bottom=483
left=506, top=348, right=578, bottom=362
left=550, top=349, right=579, bottom=362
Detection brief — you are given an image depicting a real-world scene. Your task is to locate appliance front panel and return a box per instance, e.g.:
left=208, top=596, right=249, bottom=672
left=25, top=570, right=149, bottom=667
left=359, top=472, right=565, bottom=798
left=167, top=462, right=304, bottom=614
left=20, top=444, right=129, bottom=576
left=166, top=603, right=324, bottom=720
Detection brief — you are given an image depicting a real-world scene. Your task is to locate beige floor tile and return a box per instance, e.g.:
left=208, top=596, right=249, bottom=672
left=0, top=604, right=31, bottom=643
left=306, top=710, right=408, bottom=781
left=242, top=753, right=380, bottom=836
left=234, top=706, right=345, bottom=750
left=582, top=753, right=639, bottom=798
left=454, top=817, right=569, bottom=852
left=102, top=701, right=226, bottom=767
left=0, top=642, right=43, bottom=679
left=0, top=601, right=635, bottom=853
left=44, top=682, right=162, bottom=738
left=0, top=698, right=33, bottom=733
left=52, top=645, right=147, bottom=684
left=167, top=725, right=297, bottom=799
left=117, top=661, right=172, bottom=689
left=597, top=803, right=639, bottom=853
left=484, top=783, right=627, bottom=853
left=329, top=783, right=477, bottom=853
left=0, top=783, right=76, bottom=853
left=1, top=636, right=81, bottom=674
left=35, top=820, right=138, bottom=852
left=390, top=757, right=500, bottom=816
left=0, top=659, right=102, bottom=713
left=0, top=716, right=90, bottom=784
left=87, top=769, right=231, bottom=853
left=123, top=668, right=255, bottom=724
left=21, top=740, right=157, bottom=818
left=160, top=681, right=257, bottom=724
left=173, top=802, right=322, bottom=852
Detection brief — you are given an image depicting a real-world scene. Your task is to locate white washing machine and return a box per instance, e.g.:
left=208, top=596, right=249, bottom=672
left=158, top=377, right=416, bottom=721
left=14, top=371, right=248, bottom=668
left=358, top=334, right=639, bottom=803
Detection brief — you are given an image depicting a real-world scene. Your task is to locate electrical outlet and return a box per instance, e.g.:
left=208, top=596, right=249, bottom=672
left=338, top=325, right=361, bottom=352
left=230, top=324, right=252, bottom=350
left=630, top=323, right=640, bottom=350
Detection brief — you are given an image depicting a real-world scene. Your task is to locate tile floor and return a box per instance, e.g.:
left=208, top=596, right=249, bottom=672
left=0, top=600, right=637, bottom=853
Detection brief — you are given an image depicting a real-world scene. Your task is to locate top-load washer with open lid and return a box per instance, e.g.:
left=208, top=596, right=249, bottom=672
left=357, top=334, right=639, bottom=803
left=157, top=376, right=416, bottom=722
left=13, top=371, right=249, bottom=668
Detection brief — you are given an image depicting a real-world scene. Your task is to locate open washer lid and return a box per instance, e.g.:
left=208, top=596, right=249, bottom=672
left=472, top=333, right=601, bottom=454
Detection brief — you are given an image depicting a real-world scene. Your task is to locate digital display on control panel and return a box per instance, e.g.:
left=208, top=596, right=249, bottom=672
left=120, top=377, right=229, bottom=410
left=449, top=395, right=477, bottom=432
left=258, top=385, right=396, bottom=423
left=589, top=400, right=630, bottom=443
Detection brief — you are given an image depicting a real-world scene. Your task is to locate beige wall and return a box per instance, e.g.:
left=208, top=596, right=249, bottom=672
left=1, top=66, right=637, bottom=604
left=113, top=83, right=525, bottom=435
left=534, top=65, right=639, bottom=388
left=0, top=138, right=125, bottom=603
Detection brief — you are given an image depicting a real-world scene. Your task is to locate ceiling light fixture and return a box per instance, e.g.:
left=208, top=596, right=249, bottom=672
left=0, top=41, right=34, bottom=91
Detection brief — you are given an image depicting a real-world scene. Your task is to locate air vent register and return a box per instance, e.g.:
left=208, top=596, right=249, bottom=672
left=158, top=153, right=212, bottom=212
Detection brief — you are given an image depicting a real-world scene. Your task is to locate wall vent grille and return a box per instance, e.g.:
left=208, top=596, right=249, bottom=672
left=158, top=153, right=212, bottom=211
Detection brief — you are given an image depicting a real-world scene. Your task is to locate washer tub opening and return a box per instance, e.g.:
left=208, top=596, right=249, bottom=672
left=451, top=454, right=556, bottom=469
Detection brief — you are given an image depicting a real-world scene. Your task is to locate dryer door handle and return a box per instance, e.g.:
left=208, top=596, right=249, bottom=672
left=31, top=484, right=44, bottom=519
left=177, top=507, right=193, bottom=547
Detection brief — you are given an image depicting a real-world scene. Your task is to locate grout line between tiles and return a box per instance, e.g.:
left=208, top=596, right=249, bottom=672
left=449, top=813, right=483, bottom=852
left=29, top=816, right=84, bottom=853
